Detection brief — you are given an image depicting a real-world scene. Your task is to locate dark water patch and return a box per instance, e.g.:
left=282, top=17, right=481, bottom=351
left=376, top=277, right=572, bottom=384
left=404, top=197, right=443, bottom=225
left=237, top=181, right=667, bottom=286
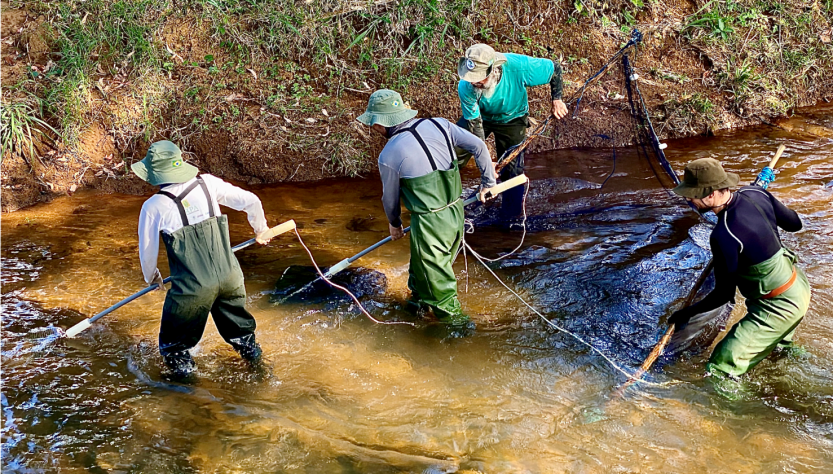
left=345, top=215, right=385, bottom=233
left=271, top=265, right=388, bottom=304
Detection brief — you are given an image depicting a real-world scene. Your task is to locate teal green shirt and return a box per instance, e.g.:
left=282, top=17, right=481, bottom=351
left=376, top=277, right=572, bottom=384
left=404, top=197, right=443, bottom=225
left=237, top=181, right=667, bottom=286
left=458, top=53, right=555, bottom=123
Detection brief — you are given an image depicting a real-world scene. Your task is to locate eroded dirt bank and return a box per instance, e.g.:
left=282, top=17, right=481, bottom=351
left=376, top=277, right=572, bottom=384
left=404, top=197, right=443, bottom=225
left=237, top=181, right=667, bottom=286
left=2, top=0, right=832, bottom=211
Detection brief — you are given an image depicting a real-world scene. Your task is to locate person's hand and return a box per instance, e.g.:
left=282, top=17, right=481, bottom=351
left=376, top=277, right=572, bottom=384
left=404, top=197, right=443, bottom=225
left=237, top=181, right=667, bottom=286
left=256, top=228, right=272, bottom=245
left=668, top=308, right=694, bottom=328
left=552, top=99, right=568, bottom=119
left=389, top=223, right=405, bottom=241
left=478, top=186, right=496, bottom=203
left=150, top=269, right=165, bottom=291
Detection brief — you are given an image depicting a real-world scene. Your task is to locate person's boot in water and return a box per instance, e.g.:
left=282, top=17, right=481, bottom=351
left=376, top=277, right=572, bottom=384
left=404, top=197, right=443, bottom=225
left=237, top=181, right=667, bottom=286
left=163, top=350, right=197, bottom=378
left=229, top=334, right=263, bottom=363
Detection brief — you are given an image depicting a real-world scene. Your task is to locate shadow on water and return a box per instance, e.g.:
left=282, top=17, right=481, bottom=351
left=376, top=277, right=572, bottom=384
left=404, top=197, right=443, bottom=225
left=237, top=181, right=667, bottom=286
left=2, top=105, right=833, bottom=471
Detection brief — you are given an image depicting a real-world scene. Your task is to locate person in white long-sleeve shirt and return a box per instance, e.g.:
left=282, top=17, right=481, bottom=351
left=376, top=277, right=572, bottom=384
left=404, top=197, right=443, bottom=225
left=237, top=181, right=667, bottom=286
left=133, top=140, right=274, bottom=377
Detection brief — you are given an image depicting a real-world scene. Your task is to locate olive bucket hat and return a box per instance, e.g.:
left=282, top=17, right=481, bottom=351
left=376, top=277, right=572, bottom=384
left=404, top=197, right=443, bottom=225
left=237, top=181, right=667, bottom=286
left=457, top=44, right=507, bottom=83
left=131, top=140, right=198, bottom=186
left=672, top=158, right=740, bottom=199
left=356, top=89, right=418, bottom=128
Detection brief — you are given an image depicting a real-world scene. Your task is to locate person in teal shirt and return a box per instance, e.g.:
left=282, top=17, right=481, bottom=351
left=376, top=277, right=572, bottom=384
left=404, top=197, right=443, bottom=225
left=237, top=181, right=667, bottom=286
left=456, top=44, right=568, bottom=225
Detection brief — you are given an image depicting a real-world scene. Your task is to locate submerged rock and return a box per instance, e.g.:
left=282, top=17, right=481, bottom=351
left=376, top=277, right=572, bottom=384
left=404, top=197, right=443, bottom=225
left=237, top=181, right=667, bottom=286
left=271, top=265, right=387, bottom=304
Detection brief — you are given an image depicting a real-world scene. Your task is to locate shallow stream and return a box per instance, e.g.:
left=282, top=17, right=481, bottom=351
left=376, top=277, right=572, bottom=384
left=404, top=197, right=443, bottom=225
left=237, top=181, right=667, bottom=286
left=2, top=106, right=832, bottom=472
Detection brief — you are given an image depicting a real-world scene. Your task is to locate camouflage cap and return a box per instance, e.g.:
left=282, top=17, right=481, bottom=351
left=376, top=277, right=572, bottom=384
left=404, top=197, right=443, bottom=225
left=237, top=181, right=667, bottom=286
left=457, top=44, right=507, bottom=83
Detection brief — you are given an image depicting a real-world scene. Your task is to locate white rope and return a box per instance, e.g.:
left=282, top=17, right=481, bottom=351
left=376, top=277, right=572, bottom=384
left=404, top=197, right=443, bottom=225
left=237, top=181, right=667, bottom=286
left=292, top=228, right=415, bottom=326
left=464, top=241, right=676, bottom=387
left=472, top=182, right=529, bottom=263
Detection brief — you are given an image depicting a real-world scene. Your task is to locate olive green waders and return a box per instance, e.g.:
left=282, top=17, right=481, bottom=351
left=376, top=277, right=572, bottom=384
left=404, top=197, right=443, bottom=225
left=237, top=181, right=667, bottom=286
left=456, top=115, right=528, bottom=219
left=394, top=119, right=467, bottom=324
left=707, top=247, right=810, bottom=377
left=157, top=178, right=257, bottom=357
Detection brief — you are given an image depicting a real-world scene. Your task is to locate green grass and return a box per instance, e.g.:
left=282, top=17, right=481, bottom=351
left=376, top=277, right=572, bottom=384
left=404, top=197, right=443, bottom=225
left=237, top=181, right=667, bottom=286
left=4, top=0, right=830, bottom=178
left=31, top=0, right=170, bottom=145
left=1, top=97, right=59, bottom=166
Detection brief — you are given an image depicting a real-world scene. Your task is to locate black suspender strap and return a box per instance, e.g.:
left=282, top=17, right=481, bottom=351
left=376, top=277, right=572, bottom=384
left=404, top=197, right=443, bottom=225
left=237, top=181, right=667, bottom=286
left=403, top=123, right=437, bottom=171
left=155, top=176, right=215, bottom=227
left=196, top=176, right=215, bottom=218
left=391, top=118, right=458, bottom=172
left=427, top=118, right=455, bottom=169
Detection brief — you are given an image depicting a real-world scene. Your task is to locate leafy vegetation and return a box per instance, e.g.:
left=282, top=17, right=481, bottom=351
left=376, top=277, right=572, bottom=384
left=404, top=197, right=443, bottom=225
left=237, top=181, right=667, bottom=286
left=1, top=97, right=58, bottom=166
left=3, top=0, right=831, bottom=181
left=683, top=0, right=833, bottom=117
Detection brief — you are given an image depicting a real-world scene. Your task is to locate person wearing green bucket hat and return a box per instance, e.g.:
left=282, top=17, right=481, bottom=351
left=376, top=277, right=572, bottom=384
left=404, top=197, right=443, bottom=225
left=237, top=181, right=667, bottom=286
left=133, top=140, right=276, bottom=377
left=669, top=158, right=811, bottom=377
left=456, top=44, right=568, bottom=228
left=357, top=89, right=497, bottom=330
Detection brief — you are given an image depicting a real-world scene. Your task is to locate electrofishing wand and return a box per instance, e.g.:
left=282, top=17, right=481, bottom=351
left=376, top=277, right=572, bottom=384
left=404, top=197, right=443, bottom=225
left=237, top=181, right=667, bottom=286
left=63, top=220, right=298, bottom=338
left=280, top=174, right=530, bottom=301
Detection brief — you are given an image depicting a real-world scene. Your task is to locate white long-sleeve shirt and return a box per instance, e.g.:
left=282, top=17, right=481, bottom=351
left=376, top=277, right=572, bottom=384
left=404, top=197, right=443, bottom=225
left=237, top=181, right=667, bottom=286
left=138, top=174, right=269, bottom=284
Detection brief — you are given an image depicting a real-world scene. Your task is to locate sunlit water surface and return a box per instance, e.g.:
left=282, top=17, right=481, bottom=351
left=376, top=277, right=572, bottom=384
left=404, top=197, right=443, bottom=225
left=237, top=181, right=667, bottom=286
left=2, top=106, right=832, bottom=472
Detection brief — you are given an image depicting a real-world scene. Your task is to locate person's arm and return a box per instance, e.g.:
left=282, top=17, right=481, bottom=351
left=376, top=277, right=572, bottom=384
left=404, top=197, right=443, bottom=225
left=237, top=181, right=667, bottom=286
left=379, top=161, right=402, bottom=229
left=768, top=191, right=802, bottom=232
left=520, top=56, right=567, bottom=119
left=668, top=235, right=738, bottom=326
left=458, top=80, right=486, bottom=141
left=445, top=119, right=496, bottom=188
left=203, top=175, right=268, bottom=234
left=467, top=116, right=486, bottom=143
left=550, top=61, right=567, bottom=119
left=138, top=201, right=162, bottom=286
left=521, top=56, right=555, bottom=87
left=549, top=60, right=564, bottom=101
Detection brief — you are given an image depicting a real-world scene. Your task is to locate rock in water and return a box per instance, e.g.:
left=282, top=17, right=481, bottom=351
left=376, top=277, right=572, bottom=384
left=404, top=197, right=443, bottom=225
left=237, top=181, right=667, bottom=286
left=271, top=265, right=387, bottom=304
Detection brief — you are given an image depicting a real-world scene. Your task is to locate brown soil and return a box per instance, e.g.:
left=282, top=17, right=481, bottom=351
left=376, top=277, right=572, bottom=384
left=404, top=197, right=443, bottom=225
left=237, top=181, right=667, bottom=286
left=2, top=1, right=831, bottom=212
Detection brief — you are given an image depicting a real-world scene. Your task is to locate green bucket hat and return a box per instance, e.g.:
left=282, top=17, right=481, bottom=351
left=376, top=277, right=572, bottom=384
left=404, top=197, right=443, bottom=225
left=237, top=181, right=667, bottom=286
left=457, top=44, right=507, bottom=83
left=131, top=140, right=198, bottom=186
left=356, top=89, right=418, bottom=127
left=672, top=158, right=740, bottom=199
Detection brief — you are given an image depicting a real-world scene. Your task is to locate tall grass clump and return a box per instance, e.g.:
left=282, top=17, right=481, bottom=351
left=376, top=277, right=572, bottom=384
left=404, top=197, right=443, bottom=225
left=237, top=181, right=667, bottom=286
left=1, top=97, right=58, bottom=166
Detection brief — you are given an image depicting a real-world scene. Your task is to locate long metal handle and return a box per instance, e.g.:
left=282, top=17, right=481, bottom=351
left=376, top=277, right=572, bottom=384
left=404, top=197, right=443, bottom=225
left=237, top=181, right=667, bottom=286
left=65, top=219, right=296, bottom=338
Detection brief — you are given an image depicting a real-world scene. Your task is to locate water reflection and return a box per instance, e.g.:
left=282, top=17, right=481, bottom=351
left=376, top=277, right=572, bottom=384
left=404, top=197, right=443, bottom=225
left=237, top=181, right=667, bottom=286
left=2, top=106, right=832, bottom=471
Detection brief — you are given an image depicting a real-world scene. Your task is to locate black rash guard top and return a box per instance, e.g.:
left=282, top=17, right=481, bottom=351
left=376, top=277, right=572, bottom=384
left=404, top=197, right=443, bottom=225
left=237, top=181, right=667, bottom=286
left=681, top=185, right=803, bottom=318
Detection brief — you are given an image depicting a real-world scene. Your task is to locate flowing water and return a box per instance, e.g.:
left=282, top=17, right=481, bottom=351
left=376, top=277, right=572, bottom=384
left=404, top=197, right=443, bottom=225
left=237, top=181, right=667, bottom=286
left=2, top=105, right=832, bottom=472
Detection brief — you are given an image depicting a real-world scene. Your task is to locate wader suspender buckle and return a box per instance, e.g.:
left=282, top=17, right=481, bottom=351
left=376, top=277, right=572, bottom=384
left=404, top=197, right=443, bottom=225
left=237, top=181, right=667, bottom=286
left=157, top=175, right=216, bottom=226
left=392, top=119, right=456, bottom=172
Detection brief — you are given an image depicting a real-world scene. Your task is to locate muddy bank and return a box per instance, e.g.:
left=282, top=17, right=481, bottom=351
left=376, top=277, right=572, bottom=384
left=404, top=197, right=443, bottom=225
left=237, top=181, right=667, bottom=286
left=2, top=0, right=832, bottom=211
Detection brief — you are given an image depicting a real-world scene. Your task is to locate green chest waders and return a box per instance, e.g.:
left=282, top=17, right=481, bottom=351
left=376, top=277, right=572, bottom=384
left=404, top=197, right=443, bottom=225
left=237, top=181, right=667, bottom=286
left=707, top=193, right=811, bottom=376
left=157, top=176, right=257, bottom=356
left=394, top=119, right=467, bottom=324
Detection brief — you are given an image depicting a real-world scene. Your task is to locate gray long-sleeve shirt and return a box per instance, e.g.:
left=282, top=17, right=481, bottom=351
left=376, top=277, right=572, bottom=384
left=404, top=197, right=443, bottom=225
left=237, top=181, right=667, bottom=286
left=379, top=117, right=496, bottom=227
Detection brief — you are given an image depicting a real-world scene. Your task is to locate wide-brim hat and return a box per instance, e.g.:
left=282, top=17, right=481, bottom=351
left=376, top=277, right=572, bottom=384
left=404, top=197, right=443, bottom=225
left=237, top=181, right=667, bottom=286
left=131, top=140, right=198, bottom=186
left=672, top=158, right=740, bottom=199
left=356, top=89, right=418, bottom=127
left=457, top=44, right=507, bottom=83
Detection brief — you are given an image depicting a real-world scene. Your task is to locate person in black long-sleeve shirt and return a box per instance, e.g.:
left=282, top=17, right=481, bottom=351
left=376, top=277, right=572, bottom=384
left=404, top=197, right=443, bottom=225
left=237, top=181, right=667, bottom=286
left=670, top=158, right=811, bottom=377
